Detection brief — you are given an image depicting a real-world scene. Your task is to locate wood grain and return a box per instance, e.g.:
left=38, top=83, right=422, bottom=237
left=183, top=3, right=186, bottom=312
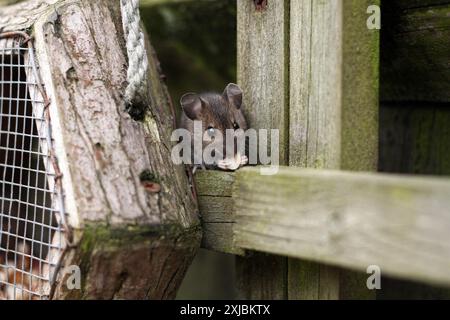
left=233, top=167, right=450, bottom=288
left=196, top=171, right=244, bottom=256
left=236, top=0, right=289, bottom=300
left=288, top=0, right=379, bottom=299
left=1, top=0, right=200, bottom=299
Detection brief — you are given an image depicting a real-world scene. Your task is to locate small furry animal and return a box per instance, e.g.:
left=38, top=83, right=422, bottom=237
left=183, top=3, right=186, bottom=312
left=0, top=242, right=40, bottom=300
left=179, top=83, right=249, bottom=171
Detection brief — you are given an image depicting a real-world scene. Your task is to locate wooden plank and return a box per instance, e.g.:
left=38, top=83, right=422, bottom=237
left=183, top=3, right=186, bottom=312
left=288, top=0, right=379, bottom=299
left=381, top=2, right=450, bottom=102
left=289, top=0, right=342, bottom=169
left=237, top=0, right=289, bottom=165
left=196, top=171, right=244, bottom=255
left=290, top=0, right=379, bottom=170
left=195, top=170, right=235, bottom=197
left=236, top=0, right=289, bottom=300
left=232, top=167, right=450, bottom=287
left=289, top=0, right=341, bottom=299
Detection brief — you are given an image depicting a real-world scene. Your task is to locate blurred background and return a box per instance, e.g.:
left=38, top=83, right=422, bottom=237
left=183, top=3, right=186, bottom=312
left=141, top=0, right=237, bottom=299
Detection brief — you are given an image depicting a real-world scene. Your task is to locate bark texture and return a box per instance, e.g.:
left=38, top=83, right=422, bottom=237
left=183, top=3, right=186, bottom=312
left=0, top=0, right=200, bottom=299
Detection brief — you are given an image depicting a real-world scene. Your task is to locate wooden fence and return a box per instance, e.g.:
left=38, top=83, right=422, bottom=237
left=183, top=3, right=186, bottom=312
left=196, top=0, right=450, bottom=299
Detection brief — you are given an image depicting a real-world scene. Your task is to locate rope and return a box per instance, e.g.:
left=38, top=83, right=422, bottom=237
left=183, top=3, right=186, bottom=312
left=120, top=0, right=149, bottom=108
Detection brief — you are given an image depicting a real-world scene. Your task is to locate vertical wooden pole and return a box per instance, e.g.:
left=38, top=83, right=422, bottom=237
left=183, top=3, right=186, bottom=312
left=288, top=0, right=379, bottom=299
left=237, top=0, right=379, bottom=299
left=236, top=0, right=290, bottom=299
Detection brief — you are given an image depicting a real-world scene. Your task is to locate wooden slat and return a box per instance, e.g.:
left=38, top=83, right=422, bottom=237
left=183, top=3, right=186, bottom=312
left=288, top=0, right=379, bottom=299
left=289, top=0, right=342, bottom=299
left=236, top=0, right=289, bottom=300
left=237, top=0, right=289, bottom=165
left=289, top=0, right=342, bottom=169
left=232, top=167, right=450, bottom=287
left=289, top=0, right=379, bottom=170
left=196, top=171, right=244, bottom=256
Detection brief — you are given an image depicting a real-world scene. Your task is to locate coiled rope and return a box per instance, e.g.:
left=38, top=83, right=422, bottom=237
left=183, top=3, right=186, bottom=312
left=120, top=0, right=149, bottom=108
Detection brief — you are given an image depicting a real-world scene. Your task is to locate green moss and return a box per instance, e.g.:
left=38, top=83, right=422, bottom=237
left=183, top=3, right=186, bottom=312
left=139, top=169, right=159, bottom=183
left=80, top=222, right=200, bottom=251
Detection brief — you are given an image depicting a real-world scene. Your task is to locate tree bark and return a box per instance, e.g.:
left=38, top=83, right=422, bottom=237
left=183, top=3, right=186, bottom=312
left=0, top=0, right=200, bottom=299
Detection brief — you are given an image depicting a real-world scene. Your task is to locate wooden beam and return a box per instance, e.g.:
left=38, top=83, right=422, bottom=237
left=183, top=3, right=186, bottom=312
left=236, top=0, right=290, bottom=300
left=1, top=0, right=200, bottom=299
left=197, top=167, right=450, bottom=288
left=196, top=171, right=244, bottom=256
left=230, top=167, right=450, bottom=288
left=288, top=0, right=379, bottom=299
left=237, top=0, right=289, bottom=165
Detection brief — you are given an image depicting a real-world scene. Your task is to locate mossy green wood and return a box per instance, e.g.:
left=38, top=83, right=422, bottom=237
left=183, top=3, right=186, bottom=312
left=196, top=167, right=450, bottom=288
left=288, top=0, right=379, bottom=299
left=232, top=167, right=450, bottom=288
left=0, top=0, right=201, bottom=299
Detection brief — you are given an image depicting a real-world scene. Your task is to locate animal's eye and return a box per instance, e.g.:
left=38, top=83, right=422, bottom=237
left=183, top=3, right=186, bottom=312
left=233, top=122, right=239, bottom=129
left=206, top=126, right=215, bottom=136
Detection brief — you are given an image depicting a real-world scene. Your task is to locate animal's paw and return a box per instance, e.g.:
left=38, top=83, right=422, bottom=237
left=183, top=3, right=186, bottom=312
left=217, top=154, right=248, bottom=171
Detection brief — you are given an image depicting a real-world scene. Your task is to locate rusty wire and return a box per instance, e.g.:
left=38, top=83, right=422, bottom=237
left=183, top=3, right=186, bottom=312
left=0, top=31, right=68, bottom=300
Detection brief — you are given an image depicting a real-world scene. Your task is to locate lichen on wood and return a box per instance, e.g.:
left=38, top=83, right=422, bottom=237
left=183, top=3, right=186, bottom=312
left=0, top=0, right=200, bottom=299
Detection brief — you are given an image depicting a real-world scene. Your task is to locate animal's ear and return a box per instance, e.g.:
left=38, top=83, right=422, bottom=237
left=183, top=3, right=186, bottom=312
left=180, top=93, right=204, bottom=120
left=223, top=83, right=243, bottom=109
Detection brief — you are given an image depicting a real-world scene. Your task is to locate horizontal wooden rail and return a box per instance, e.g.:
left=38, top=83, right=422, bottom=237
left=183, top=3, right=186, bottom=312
left=196, top=167, right=450, bottom=287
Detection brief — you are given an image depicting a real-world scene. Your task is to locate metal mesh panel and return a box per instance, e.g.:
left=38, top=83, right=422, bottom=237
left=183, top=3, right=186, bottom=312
left=0, top=33, right=65, bottom=300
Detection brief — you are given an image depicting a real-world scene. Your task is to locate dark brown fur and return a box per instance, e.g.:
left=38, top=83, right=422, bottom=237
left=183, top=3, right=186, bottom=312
left=179, top=83, right=248, bottom=170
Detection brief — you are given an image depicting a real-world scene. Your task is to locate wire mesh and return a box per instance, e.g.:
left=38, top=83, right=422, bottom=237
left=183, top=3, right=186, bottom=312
left=0, top=33, right=66, bottom=300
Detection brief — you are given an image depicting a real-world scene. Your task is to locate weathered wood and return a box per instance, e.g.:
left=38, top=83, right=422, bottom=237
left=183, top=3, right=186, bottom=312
left=237, top=0, right=289, bottom=164
left=196, top=166, right=450, bottom=288
left=196, top=171, right=244, bottom=256
left=289, top=0, right=341, bottom=299
left=381, top=2, right=450, bottom=102
left=236, top=0, right=289, bottom=300
left=288, top=0, right=379, bottom=299
left=232, top=167, right=450, bottom=287
left=1, top=0, right=200, bottom=299
left=290, top=0, right=379, bottom=170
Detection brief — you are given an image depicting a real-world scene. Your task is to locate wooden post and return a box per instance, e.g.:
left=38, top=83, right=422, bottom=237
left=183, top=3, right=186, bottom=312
left=237, top=0, right=379, bottom=299
left=288, top=0, right=379, bottom=300
left=236, top=0, right=289, bottom=300
left=0, top=0, right=200, bottom=299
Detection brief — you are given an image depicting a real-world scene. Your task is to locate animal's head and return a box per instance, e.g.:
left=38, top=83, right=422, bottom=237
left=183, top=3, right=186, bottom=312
left=180, top=83, right=248, bottom=170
